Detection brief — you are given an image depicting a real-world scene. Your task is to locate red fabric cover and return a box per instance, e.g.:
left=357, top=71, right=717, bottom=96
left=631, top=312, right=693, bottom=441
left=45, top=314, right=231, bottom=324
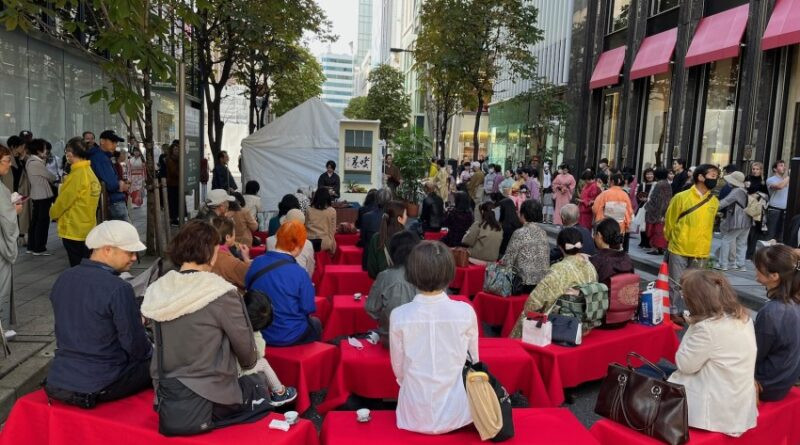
left=423, top=230, right=447, bottom=241
left=500, top=296, right=528, bottom=337
left=589, top=46, right=627, bottom=89
left=473, top=292, right=528, bottom=327
left=517, top=322, right=679, bottom=396
left=334, top=232, right=360, bottom=247
left=605, top=273, right=640, bottom=325
left=312, top=251, right=334, bottom=288
left=316, top=265, right=374, bottom=299
left=320, top=408, right=600, bottom=445
left=252, top=231, right=269, bottom=245
left=313, top=296, right=331, bottom=325
left=449, top=264, right=487, bottom=297
left=249, top=246, right=266, bottom=258
left=0, top=389, right=319, bottom=445
left=264, top=342, right=339, bottom=414
left=590, top=387, right=800, bottom=445
left=333, top=245, right=363, bottom=265
left=762, top=0, right=800, bottom=50
left=322, top=295, right=379, bottom=341
left=685, top=4, right=749, bottom=67
left=630, top=28, right=678, bottom=80
left=317, top=337, right=554, bottom=413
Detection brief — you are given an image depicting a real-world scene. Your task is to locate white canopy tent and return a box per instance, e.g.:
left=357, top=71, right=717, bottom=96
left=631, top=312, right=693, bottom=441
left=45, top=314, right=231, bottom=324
left=240, top=98, right=342, bottom=211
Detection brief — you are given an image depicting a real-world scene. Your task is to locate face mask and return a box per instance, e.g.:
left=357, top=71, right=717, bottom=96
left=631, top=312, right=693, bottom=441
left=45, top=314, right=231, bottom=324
left=703, top=178, right=718, bottom=190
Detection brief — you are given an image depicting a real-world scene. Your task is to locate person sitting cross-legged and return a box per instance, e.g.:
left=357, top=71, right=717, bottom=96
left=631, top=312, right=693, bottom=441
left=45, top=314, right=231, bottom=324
left=45, top=221, right=152, bottom=408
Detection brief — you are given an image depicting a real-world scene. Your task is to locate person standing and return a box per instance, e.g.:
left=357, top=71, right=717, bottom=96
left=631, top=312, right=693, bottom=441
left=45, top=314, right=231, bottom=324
left=50, top=138, right=101, bottom=267
left=419, top=182, right=444, bottom=233
left=89, top=130, right=129, bottom=222
left=671, top=159, right=688, bottom=196
left=0, top=145, right=22, bottom=331
left=522, top=167, right=540, bottom=202
left=636, top=168, right=655, bottom=248
left=466, top=162, right=485, bottom=204
left=128, top=147, right=145, bottom=208
left=766, top=160, right=790, bottom=243
left=716, top=171, right=751, bottom=271
left=317, top=160, right=341, bottom=199
left=432, top=159, right=449, bottom=202
left=25, top=139, right=56, bottom=255
left=199, top=155, right=209, bottom=202
left=541, top=162, right=554, bottom=223
left=5, top=136, right=30, bottom=246
left=745, top=162, right=769, bottom=258
left=664, top=164, right=720, bottom=326
left=551, top=163, right=575, bottom=225
left=211, top=150, right=238, bottom=193
left=644, top=167, right=672, bottom=255
left=579, top=171, right=602, bottom=229
left=165, top=145, right=180, bottom=225
left=592, top=172, right=634, bottom=251
left=483, top=163, right=497, bottom=202
left=384, top=154, right=402, bottom=196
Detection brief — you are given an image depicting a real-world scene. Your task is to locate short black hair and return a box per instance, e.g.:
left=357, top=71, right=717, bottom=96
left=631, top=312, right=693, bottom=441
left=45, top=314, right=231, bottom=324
left=231, top=191, right=246, bottom=207
left=311, top=187, right=332, bottom=210
left=599, top=158, right=609, bottom=165
left=244, top=291, right=272, bottom=331
left=245, top=180, right=260, bottom=195
left=772, top=160, right=785, bottom=171
left=5, top=136, right=23, bottom=150
left=654, top=167, right=669, bottom=180
left=326, top=160, right=336, bottom=170
left=610, top=172, right=625, bottom=186
left=437, top=159, right=445, bottom=168
left=405, top=241, right=455, bottom=292
left=557, top=227, right=583, bottom=255
left=558, top=163, right=570, bottom=173
left=596, top=172, right=609, bottom=184
left=82, top=131, right=95, bottom=139
left=520, top=199, right=543, bottom=223
left=217, top=150, right=228, bottom=161
left=278, top=194, right=301, bottom=217
left=388, top=230, right=421, bottom=267
left=722, top=164, right=737, bottom=174
left=27, top=139, right=47, bottom=155
left=595, top=217, right=624, bottom=249
left=209, top=216, right=234, bottom=245
left=65, top=137, right=89, bottom=159
left=693, top=164, right=720, bottom=184
left=580, top=169, right=595, bottom=180
left=674, top=158, right=687, bottom=169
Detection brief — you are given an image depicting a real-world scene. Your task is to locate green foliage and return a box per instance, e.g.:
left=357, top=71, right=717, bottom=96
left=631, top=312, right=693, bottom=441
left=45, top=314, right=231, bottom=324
left=519, top=77, right=570, bottom=160
left=391, top=127, right=431, bottom=203
left=365, top=64, right=411, bottom=141
left=343, top=96, right=369, bottom=119
left=271, top=48, right=325, bottom=117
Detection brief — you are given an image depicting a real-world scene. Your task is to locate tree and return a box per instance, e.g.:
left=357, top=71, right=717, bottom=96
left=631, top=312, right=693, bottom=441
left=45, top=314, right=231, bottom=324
left=343, top=96, right=369, bottom=119
left=270, top=48, right=325, bottom=117
left=521, top=77, right=569, bottom=162
left=364, top=64, right=411, bottom=141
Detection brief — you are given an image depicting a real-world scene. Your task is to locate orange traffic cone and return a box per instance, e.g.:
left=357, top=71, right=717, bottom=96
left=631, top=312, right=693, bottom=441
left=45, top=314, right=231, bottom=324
left=655, top=261, right=671, bottom=324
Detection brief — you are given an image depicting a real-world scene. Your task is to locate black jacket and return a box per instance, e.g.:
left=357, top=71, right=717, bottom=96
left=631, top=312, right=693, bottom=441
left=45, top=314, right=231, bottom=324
left=420, top=193, right=444, bottom=232
left=212, top=165, right=238, bottom=191
left=359, top=207, right=384, bottom=269
left=755, top=300, right=800, bottom=401
left=318, top=172, right=341, bottom=197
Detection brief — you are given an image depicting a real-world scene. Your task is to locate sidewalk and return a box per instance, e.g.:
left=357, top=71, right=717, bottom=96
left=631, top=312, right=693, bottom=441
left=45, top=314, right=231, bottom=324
left=0, top=206, right=157, bottom=421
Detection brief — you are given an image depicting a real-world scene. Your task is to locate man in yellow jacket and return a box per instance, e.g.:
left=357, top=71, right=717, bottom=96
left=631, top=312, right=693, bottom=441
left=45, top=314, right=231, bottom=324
left=50, top=139, right=102, bottom=267
left=664, top=164, right=720, bottom=326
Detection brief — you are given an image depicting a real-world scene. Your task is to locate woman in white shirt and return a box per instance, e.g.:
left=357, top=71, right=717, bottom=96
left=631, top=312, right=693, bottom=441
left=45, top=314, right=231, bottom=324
left=668, top=269, right=758, bottom=437
left=390, top=241, right=479, bottom=435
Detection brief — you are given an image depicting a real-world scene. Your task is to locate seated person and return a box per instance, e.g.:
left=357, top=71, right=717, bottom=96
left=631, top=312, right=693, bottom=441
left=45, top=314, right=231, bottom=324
left=753, top=245, right=800, bottom=401
left=266, top=209, right=315, bottom=278
left=509, top=227, right=597, bottom=338
left=45, top=221, right=152, bottom=408
left=440, top=191, right=474, bottom=247
left=365, top=231, right=421, bottom=347
left=242, top=180, right=263, bottom=220
left=209, top=216, right=251, bottom=290
left=501, top=200, right=549, bottom=293
left=247, top=221, right=320, bottom=346
left=269, top=194, right=300, bottom=235
left=667, top=270, right=757, bottom=437
left=497, top=197, right=522, bottom=256
left=590, top=218, right=634, bottom=284
left=419, top=182, right=444, bottom=232
left=366, top=200, right=408, bottom=279
left=550, top=203, right=596, bottom=263
left=462, top=201, right=503, bottom=264
left=306, top=187, right=337, bottom=254
left=390, top=241, right=479, bottom=434
left=142, top=221, right=271, bottom=429
left=230, top=192, right=258, bottom=248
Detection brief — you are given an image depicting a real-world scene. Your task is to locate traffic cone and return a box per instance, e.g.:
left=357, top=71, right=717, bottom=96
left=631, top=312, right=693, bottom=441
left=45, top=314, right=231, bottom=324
left=655, top=261, right=671, bottom=324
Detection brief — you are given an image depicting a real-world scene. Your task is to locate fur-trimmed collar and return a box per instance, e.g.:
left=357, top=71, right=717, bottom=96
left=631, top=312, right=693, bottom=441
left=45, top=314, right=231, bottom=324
left=141, top=270, right=236, bottom=322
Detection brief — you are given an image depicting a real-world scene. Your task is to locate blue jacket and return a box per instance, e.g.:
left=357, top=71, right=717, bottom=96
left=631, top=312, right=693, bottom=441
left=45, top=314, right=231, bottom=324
left=47, top=259, right=152, bottom=393
left=246, top=251, right=316, bottom=346
left=88, top=146, right=125, bottom=203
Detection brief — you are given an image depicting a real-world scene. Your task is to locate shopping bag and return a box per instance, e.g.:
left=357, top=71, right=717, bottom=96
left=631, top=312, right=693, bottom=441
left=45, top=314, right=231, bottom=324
left=522, top=312, right=552, bottom=347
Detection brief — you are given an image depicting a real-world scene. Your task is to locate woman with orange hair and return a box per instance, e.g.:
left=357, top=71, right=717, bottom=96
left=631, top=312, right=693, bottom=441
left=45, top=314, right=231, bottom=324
left=245, top=220, right=320, bottom=346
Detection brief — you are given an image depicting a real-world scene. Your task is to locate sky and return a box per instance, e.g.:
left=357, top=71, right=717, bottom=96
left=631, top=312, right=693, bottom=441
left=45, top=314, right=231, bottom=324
left=307, top=0, right=359, bottom=57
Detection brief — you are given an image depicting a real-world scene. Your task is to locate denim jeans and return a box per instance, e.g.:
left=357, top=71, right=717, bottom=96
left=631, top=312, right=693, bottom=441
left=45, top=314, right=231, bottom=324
left=719, top=227, right=749, bottom=269
left=766, top=208, right=786, bottom=242
left=109, top=201, right=130, bottom=222
left=667, top=252, right=707, bottom=315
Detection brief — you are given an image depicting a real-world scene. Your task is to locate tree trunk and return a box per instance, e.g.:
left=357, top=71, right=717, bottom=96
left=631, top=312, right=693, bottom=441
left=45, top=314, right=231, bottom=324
left=248, top=67, right=257, bottom=134
left=472, top=94, right=484, bottom=161
left=142, top=67, right=159, bottom=255
left=439, top=110, right=450, bottom=160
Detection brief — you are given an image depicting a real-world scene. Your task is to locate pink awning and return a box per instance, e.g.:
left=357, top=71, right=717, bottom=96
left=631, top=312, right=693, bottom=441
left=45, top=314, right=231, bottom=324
left=762, top=0, right=800, bottom=50
left=630, top=28, right=678, bottom=80
left=685, top=4, right=749, bottom=68
left=589, top=46, right=627, bottom=89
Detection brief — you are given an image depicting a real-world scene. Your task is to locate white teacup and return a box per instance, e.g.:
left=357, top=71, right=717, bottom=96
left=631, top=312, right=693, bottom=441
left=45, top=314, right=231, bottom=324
left=356, top=408, right=371, bottom=422
left=354, top=292, right=362, bottom=301
left=284, top=411, right=299, bottom=425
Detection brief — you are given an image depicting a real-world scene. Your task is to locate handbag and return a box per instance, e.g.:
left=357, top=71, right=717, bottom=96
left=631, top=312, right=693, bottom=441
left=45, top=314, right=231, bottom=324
left=549, top=313, right=582, bottom=346
left=483, top=262, right=524, bottom=297
left=594, top=352, right=689, bottom=445
left=556, top=283, right=608, bottom=334
left=463, top=353, right=514, bottom=442
left=521, top=311, right=552, bottom=347
left=452, top=247, right=470, bottom=268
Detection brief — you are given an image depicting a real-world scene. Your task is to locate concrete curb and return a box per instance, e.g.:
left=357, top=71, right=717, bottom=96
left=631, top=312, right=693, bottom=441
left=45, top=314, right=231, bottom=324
left=0, top=341, right=55, bottom=422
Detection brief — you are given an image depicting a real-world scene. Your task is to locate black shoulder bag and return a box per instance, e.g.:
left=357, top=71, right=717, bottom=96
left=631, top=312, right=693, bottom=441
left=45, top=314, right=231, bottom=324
left=676, top=193, right=713, bottom=222
left=243, top=259, right=291, bottom=330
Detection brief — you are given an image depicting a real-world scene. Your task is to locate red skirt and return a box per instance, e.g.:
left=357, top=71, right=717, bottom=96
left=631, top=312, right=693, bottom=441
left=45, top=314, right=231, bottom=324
left=646, top=222, right=667, bottom=249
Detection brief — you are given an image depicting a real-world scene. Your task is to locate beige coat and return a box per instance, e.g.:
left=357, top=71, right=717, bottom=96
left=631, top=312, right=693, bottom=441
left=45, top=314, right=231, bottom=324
left=232, top=209, right=258, bottom=247
left=306, top=207, right=337, bottom=253
left=461, top=222, right=502, bottom=262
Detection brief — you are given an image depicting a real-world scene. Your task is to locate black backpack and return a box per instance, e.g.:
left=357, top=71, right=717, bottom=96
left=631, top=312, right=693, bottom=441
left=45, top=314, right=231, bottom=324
left=243, top=259, right=291, bottom=330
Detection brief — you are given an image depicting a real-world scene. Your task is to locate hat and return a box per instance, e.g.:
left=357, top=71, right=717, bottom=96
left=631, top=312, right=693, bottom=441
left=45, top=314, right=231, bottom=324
left=206, top=189, right=235, bottom=206
left=18, top=130, right=32, bottom=139
left=85, top=221, right=146, bottom=252
left=471, top=161, right=480, bottom=169
left=280, top=208, right=306, bottom=225
left=99, top=130, right=125, bottom=143
left=724, top=171, right=746, bottom=188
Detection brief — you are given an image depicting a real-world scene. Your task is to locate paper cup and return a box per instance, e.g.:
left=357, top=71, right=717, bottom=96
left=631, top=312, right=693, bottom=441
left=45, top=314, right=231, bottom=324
left=284, top=411, right=299, bottom=424
left=356, top=408, right=370, bottom=422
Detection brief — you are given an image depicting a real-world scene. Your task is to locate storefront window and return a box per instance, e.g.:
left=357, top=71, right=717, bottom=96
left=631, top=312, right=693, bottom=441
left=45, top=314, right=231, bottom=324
left=640, top=72, right=672, bottom=171
left=780, top=46, right=800, bottom=166
left=698, top=58, right=739, bottom=167
left=600, top=91, right=621, bottom=168
left=651, top=0, right=679, bottom=15
left=608, top=0, right=631, bottom=33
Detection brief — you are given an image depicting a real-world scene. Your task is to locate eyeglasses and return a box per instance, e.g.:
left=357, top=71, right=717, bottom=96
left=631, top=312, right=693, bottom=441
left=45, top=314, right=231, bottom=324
left=0, top=157, right=11, bottom=165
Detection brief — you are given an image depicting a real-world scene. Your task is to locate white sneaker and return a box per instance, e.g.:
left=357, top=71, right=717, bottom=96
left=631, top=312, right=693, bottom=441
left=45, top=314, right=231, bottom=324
left=32, top=251, right=52, bottom=256
left=4, top=330, right=16, bottom=341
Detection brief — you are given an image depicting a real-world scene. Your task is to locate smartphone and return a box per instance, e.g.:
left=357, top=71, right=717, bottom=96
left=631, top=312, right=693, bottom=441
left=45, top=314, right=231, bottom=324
left=12, top=195, right=28, bottom=205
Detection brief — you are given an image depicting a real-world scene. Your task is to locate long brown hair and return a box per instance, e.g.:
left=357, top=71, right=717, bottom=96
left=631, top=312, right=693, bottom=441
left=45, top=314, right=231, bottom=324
left=681, top=269, right=747, bottom=323
left=753, top=245, right=800, bottom=304
left=378, top=200, right=406, bottom=249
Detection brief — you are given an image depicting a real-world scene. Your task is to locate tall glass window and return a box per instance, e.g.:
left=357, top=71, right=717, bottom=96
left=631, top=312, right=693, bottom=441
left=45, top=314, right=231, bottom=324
left=651, top=0, right=679, bottom=15
left=780, top=46, right=800, bottom=166
left=698, top=58, right=740, bottom=167
left=600, top=91, right=622, bottom=167
left=641, top=73, right=672, bottom=171
left=608, top=0, right=631, bottom=33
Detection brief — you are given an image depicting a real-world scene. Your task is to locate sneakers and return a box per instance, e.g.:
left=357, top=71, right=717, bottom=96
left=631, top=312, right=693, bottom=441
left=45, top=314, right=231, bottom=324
left=4, top=330, right=16, bottom=341
left=32, top=251, right=52, bottom=256
left=269, top=386, right=297, bottom=407
left=713, top=266, right=729, bottom=271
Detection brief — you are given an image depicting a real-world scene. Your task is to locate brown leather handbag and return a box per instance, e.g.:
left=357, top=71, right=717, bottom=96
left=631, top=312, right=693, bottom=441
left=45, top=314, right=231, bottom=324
left=594, top=352, right=689, bottom=445
left=451, top=247, right=470, bottom=268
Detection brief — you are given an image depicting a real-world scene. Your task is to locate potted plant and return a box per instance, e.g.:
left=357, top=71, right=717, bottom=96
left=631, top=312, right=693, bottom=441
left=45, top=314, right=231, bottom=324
left=390, top=126, right=431, bottom=217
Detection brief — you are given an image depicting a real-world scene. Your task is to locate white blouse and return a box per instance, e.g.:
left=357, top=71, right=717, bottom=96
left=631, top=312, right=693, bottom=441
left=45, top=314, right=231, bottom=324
left=390, top=293, right=479, bottom=435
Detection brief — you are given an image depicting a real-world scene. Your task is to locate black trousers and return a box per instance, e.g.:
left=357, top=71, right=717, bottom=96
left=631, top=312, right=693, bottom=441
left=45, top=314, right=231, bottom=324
left=63, top=238, right=89, bottom=267
left=167, top=186, right=179, bottom=223
left=28, top=198, right=52, bottom=253
left=45, top=359, right=152, bottom=409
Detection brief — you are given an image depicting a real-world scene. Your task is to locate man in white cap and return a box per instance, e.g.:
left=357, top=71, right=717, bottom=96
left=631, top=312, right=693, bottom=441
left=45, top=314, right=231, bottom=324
left=196, top=188, right=235, bottom=221
left=45, top=220, right=152, bottom=408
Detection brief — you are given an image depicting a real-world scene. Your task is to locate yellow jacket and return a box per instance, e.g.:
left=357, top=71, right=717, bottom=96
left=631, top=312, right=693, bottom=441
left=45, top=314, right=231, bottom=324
left=429, top=163, right=438, bottom=179
left=664, top=186, right=719, bottom=258
left=50, top=160, right=101, bottom=241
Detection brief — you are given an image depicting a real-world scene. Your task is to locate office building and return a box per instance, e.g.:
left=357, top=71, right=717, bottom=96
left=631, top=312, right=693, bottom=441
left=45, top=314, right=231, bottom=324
left=320, top=52, right=354, bottom=113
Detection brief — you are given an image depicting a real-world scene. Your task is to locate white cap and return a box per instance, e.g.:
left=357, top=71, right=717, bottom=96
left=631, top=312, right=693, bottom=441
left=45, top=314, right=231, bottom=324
left=206, top=189, right=235, bottom=206
left=471, top=161, right=480, bottom=169
left=280, top=208, right=306, bottom=225
left=85, top=220, right=146, bottom=252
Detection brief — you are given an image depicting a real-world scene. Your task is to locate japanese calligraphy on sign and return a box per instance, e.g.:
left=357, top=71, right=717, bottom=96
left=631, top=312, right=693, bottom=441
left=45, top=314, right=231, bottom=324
left=345, top=153, right=372, bottom=172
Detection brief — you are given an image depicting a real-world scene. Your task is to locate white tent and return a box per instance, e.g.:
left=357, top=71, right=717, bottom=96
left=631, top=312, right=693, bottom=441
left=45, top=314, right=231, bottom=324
left=240, top=98, right=342, bottom=211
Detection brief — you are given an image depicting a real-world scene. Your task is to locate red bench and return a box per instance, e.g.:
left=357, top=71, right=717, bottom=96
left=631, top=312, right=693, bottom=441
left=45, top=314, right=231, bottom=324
left=449, top=264, right=487, bottom=296
left=264, top=341, right=339, bottom=414
left=333, top=245, right=363, bottom=265
left=316, top=265, right=374, bottom=299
